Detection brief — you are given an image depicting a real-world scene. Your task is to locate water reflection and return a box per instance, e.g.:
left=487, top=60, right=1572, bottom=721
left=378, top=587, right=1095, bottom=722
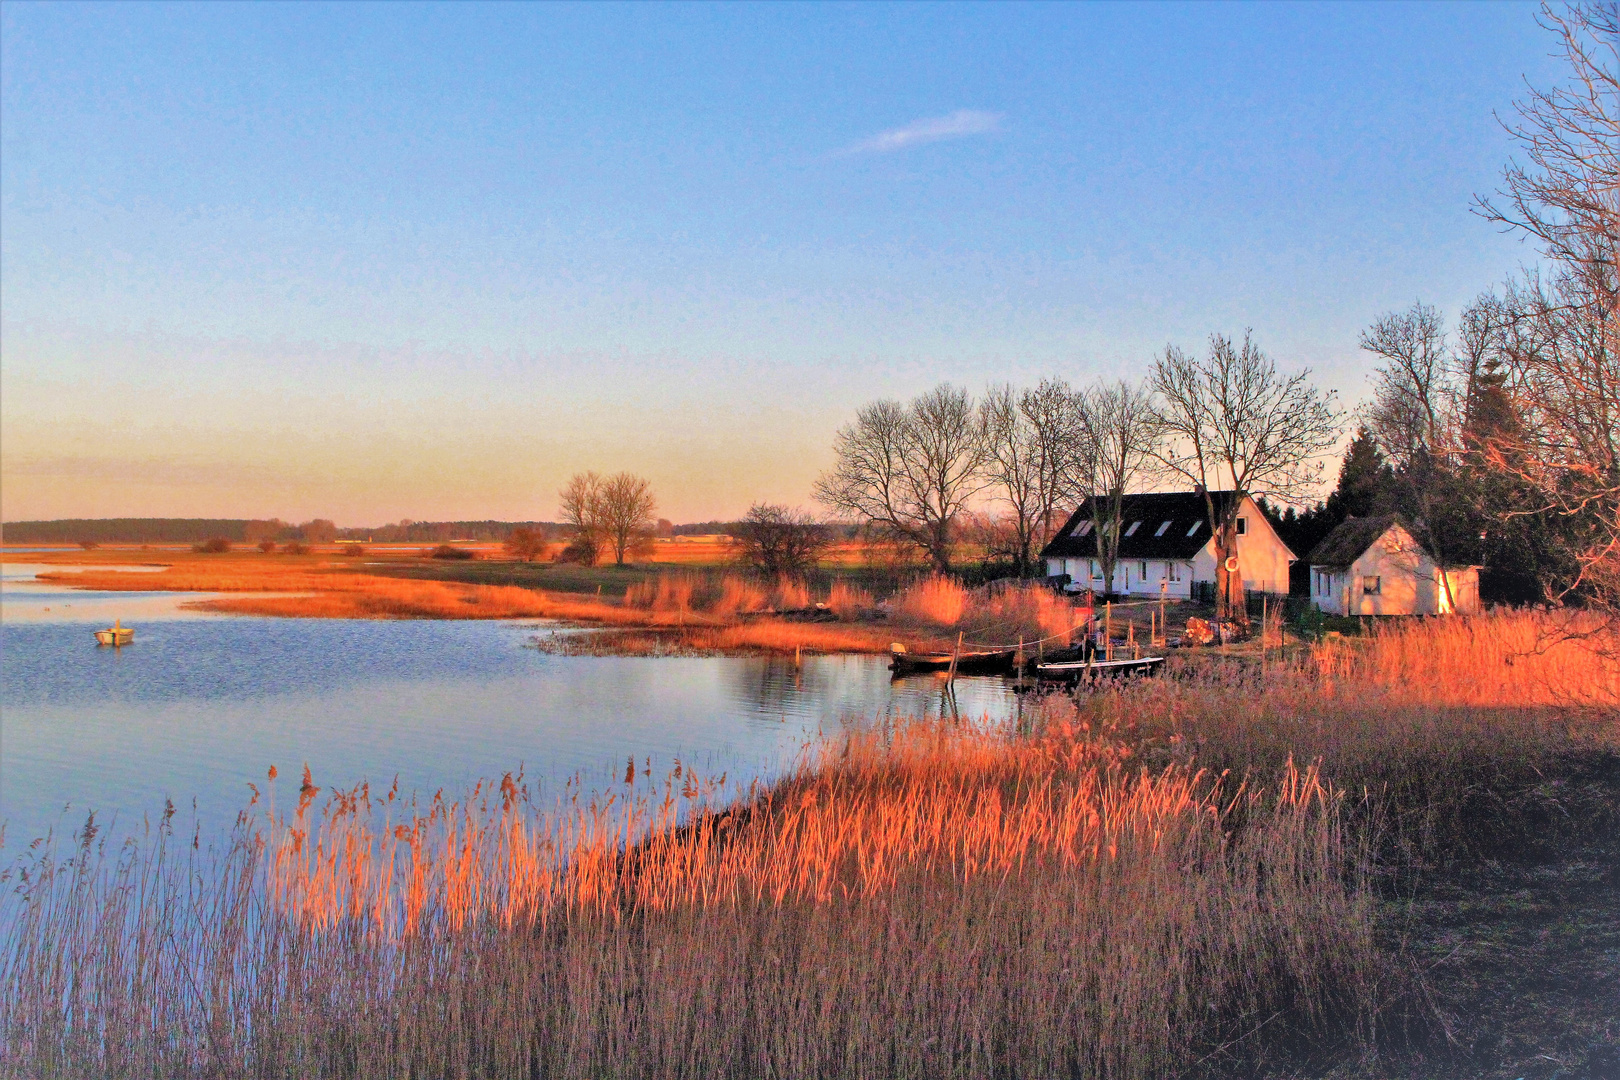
left=2, top=606, right=1022, bottom=847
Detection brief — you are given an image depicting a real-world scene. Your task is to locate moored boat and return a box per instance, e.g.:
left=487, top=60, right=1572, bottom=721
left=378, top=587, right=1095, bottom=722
left=1035, top=655, right=1164, bottom=680
left=888, top=644, right=1016, bottom=675
left=94, top=619, right=134, bottom=647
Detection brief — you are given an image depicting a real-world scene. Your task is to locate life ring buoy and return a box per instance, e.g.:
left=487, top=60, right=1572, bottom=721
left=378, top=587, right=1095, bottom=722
left=1224, top=556, right=1240, bottom=573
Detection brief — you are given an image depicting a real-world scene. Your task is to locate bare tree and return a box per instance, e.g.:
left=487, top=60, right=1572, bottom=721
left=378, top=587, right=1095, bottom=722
left=1076, top=380, right=1159, bottom=596
left=1361, top=302, right=1457, bottom=463
left=1473, top=2, right=1620, bottom=614
left=1150, top=332, right=1341, bottom=622
left=1359, top=301, right=1476, bottom=610
left=598, top=472, right=657, bottom=567
left=978, top=379, right=1087, bottom=573
left=734, top=503, right=830, bottom=577
left=815, top=384, right=988, bottom=572
left=559, top=471, right=605, bottom=566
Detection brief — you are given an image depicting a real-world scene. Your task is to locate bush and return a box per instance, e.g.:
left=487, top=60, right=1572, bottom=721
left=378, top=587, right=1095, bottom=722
left=281, top=542, right=310, bottom=555
left=340, top=544, right=366, bottom=558
left=503, top=527, right=548, bottom=563
left=78, top=540, right=99, bottom=550
left=554, top=536, right=600, bottom=565
left=429, top=545, right=476, bottom=560
left=257, top=539, right=277, bottom=554
left=192, top=537, right=232, bottom=554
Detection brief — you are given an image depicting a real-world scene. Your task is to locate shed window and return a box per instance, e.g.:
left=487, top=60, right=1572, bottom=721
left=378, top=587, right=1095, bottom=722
left=1236, top=517, right=1247, bottom=535
left=1362, top=576, right=1381, bottom=596
left=1186, top=521, right=1203, bottom=537
left=1154, top=521, right=1172, bottom=536
left=1124, top=521, right=1142, bottom=537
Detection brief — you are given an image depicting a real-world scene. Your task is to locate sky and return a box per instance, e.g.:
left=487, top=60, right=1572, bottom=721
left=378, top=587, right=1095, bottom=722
left=1, top=1, right=1560, bottom=525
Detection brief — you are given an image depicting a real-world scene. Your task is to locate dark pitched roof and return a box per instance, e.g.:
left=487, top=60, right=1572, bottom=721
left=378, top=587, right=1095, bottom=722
left=1304, top=514, right=1405, bottom=568
left=1039, top=490, right=1248, bottom=562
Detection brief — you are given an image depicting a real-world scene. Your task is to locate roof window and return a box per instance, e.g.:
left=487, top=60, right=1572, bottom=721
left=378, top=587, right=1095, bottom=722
left=1075, top=521, right=1093, bottom=537
left=1154, top=521, right=1172, bottom=537
left=1124, top=521, right=1142, bottom=537
left=1186, top=521, right=1203, bottom=537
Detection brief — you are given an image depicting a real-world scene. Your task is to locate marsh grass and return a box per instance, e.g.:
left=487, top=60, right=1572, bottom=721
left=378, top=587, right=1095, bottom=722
left=0, top=717, right=1382, bottom=1080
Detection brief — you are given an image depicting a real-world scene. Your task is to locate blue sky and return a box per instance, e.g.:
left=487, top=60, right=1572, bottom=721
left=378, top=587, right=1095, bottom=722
left=1, top=1, right=1556, bottom=522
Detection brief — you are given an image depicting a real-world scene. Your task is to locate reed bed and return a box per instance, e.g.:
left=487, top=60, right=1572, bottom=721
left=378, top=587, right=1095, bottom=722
left=889, top=575, right=1082, bottom=646
left=1313, top=609, right=1620, bottom=707
left=0, top=715, right=1381, bottom=1080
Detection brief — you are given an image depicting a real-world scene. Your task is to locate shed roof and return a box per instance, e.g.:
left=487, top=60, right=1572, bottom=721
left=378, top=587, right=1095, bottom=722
left=1305, top=514, right=1406, bottom=568
left=1040, top=491, right=1249, bottom=562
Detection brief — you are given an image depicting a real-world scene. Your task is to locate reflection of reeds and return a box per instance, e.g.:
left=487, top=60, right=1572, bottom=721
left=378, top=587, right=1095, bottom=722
left=0, top=710, right=1384, bottom=1078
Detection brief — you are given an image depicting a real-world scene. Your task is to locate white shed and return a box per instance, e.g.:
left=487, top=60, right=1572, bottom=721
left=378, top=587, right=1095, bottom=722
left=1306, top=514, right=1480, bottom=616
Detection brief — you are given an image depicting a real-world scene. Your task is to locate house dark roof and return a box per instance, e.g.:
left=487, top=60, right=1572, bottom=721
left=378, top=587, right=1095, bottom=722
left=1039, top=490, right=1257, bottom=562
left=1305, top=514, right=1405, bottom=568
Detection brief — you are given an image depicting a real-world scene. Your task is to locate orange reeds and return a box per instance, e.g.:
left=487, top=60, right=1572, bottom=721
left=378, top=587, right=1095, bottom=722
left=1312, top=609, right=1620, bottom=707
left=889, top=575, right=1081, bottom=646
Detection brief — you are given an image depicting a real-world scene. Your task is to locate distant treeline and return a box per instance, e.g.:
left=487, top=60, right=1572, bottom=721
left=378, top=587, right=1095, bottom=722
left=3, top=517, right=868, bottom=546
left=2, top=518, right=567, bottom=545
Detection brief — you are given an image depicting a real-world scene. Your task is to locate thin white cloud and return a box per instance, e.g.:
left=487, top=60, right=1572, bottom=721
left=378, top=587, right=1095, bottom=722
left=838, top=110, right=1002, bottom=156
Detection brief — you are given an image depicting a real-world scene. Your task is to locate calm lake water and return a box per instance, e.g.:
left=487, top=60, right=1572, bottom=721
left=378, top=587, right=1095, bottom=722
left=1, top=562, right=1021, bottom=846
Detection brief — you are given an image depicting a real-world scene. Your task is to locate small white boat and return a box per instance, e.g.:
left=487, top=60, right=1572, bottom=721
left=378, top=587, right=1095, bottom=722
left=94, top=619, right=134, bottom=647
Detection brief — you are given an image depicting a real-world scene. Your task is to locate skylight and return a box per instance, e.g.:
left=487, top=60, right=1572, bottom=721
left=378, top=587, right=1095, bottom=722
left=1154, top=521, right=1172, bottom=537
left=1123, top=521, right=1141, bottom=537
left=1186, top=521, right=1203, bottom=536
left=1075, top=521, right=1093, bottom=536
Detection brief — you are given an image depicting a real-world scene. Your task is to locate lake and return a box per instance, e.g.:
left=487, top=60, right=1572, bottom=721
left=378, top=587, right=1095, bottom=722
left=0, top=562, right=1022, bottom=846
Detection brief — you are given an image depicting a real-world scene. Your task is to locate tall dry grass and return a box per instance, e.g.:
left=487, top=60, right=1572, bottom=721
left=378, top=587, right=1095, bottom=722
left=890, top=575, right=1082, bottom=647
left=1313, top=609, right=1620, bottom=707
left=0, top=715, right=1382, bottom=1079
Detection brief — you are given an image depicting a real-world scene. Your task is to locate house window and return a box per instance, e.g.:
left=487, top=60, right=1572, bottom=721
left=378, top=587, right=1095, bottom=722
left=1139, top=561, right=1148, bottom=580
left=1186, top=521, right=1203, bottom=537
left=1124, top=521, right=1142, bottom=537
left=1168, top=562, right=1183, bottom=582
left=1075, top=521, right=1093, bottom=536
left=1155, top=520, right=1172, bottom=536
left=1090, top=560, right=1102, bottom=580
left=1236, top=517, right=1247, bottom=535
left=1363, top=575, right=1381, bottom=595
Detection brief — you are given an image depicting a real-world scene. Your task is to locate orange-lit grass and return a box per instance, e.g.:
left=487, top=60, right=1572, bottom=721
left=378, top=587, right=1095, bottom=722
left=890, top=574, right=1084, bottom=647
left=1, top=714, right=1380, bottom=1078
left=1312, top=609, right=1620, bottom=707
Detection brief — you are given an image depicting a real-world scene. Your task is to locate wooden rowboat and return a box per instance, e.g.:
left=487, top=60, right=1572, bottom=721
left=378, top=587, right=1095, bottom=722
left=94, top=619, right=134, bottom=647
left=1035, top=655, right=1164, bottom=680
left=889, top=645, right=1016, bottom=675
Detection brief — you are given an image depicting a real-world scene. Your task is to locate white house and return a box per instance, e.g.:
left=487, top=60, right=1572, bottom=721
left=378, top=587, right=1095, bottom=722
left=1306, top=514, right=1481, bottom=616
left=1038, top=490, right=1295, bottom=599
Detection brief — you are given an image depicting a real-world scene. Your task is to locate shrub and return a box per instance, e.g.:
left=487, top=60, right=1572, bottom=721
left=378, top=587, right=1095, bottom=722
left=554, top=536, right=599, bottom=565
left=429, top=545, right=476, bottom=561
left=503, top=527, right=549, bottom=562
left=258, top=539, right=277, bottom=554
left=280, top=542, right=310, bottom=555
left=78, top=540, right=99, bottom=550
left=340, top=544, right=366, bottom=558
left=192, top=537, right=232, bottom=554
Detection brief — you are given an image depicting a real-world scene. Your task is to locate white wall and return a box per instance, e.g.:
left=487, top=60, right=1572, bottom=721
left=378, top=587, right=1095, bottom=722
left=1310, top=524, right=1481, bottom=616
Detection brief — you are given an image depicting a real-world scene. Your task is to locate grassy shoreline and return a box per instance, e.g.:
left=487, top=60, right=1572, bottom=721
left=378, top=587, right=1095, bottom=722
left=3, top=614, right=1616, bottom=1078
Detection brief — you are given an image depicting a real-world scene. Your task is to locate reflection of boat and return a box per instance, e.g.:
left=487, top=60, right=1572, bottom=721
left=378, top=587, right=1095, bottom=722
left=1035, top=656, right=1164, bottom=680
left=889, top=644, right=1016, bottom=675
left=94, top=619, right=134, bottom=647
